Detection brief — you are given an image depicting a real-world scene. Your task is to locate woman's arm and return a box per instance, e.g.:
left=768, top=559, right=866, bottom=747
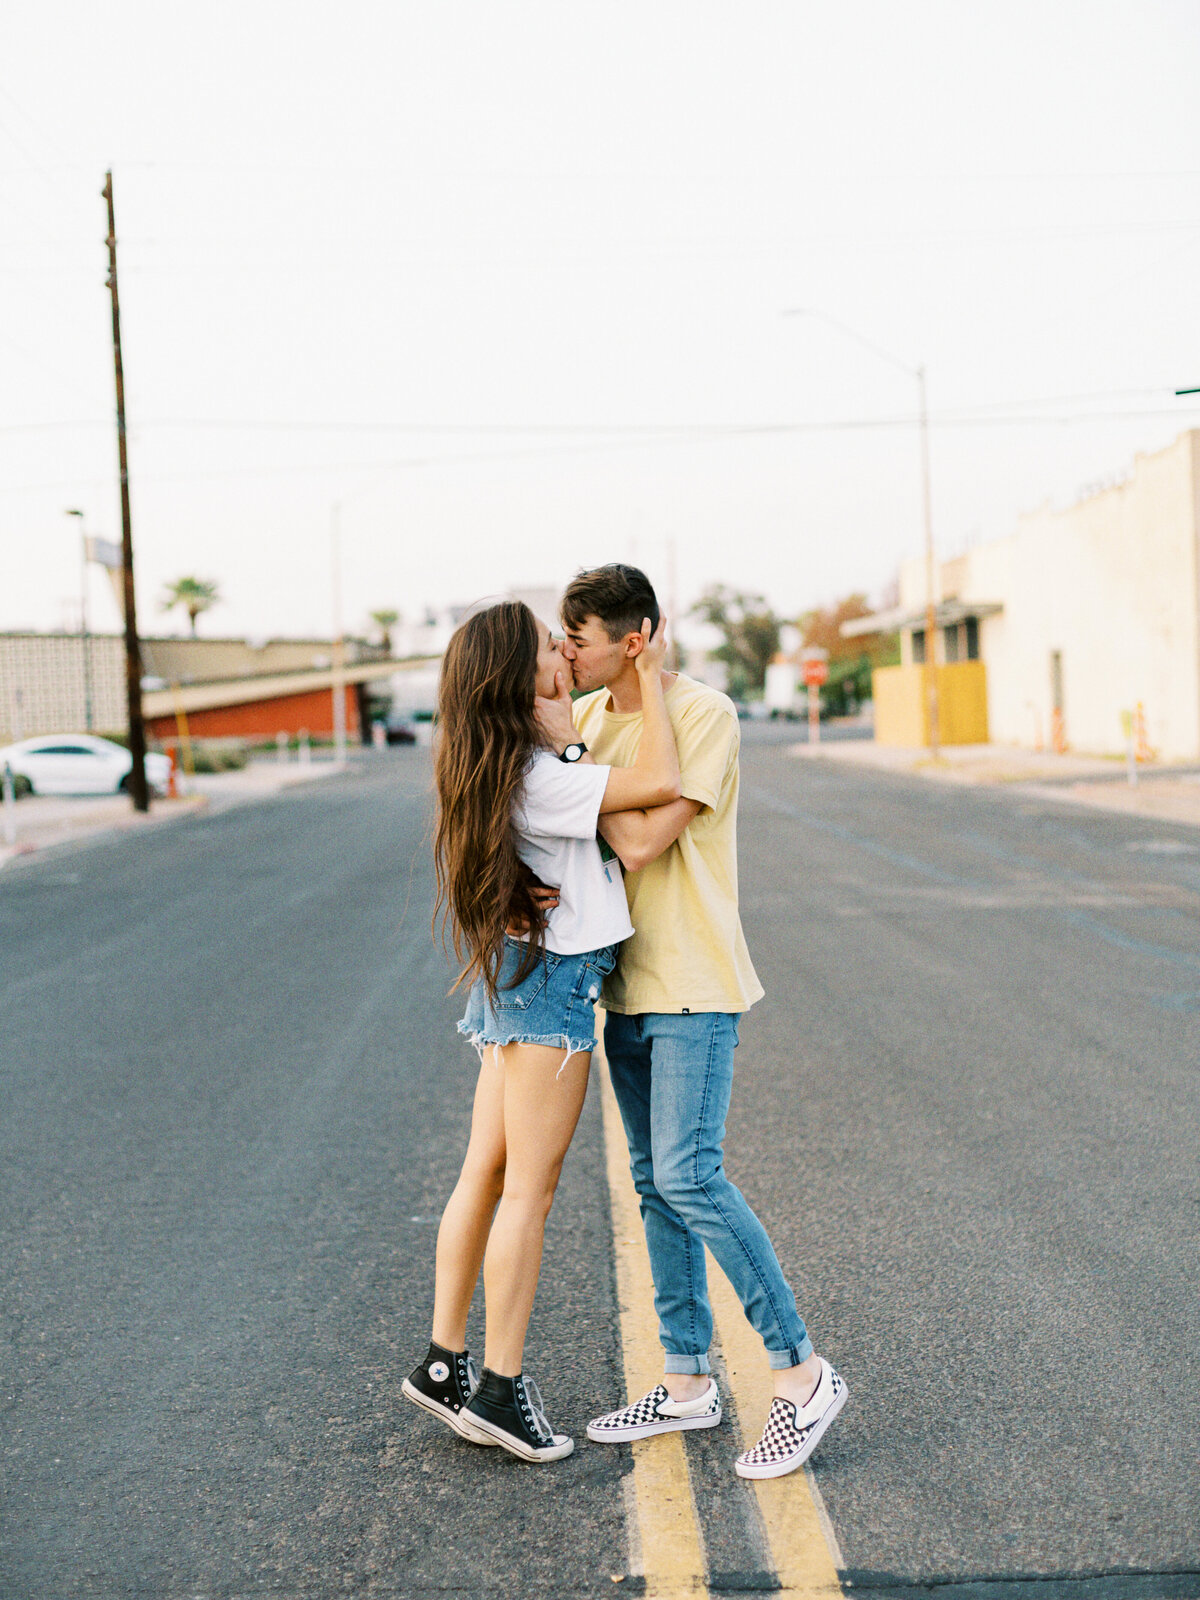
left=598, top=797, right=703, bottom=873
left=598, top=618, right=680, bottom=810
left=533, top=618, right=682, bottom=812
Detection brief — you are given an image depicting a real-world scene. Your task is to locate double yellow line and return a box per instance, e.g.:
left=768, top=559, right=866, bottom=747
left=599, top=1055, right=844, bottom=1600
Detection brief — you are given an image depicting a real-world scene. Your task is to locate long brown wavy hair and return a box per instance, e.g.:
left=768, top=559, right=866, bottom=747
left=433, top=600, right=548, bottom=997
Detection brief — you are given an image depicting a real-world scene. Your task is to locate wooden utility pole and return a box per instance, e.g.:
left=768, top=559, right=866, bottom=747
left=103, top=170, right=149, bottom=812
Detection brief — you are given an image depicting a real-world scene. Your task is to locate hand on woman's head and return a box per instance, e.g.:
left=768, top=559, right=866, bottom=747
left=533, top=616, right=574, bottom=700
left=634, top=615, right=669, bottom=675
left=534, top=669, right=579, bottom=752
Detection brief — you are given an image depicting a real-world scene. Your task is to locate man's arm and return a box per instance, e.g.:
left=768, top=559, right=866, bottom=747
left=598, top=798, right=703, bottom=874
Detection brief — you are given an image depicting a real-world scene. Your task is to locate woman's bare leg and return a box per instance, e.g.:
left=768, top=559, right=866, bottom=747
left=482, top=1046, right=591, bottom=1376
left=430, top=1056, right=507, bottom=1351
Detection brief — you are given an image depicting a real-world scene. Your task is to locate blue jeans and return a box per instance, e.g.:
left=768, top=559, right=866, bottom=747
left=605, top=1011, right=813, bottom=1375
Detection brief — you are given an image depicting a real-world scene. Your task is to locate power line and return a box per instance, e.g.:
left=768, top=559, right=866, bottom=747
left=0, top=81, right=96, bottom=255
left=4, top=404, right=1200, bottom=494
left=0, top=388, right=1190, bottom=436
left=0, top=166, right=81, bottom=256
left=3, top=160, right=1199, bottom=182
left=84, top=219, right=1200, bottom=257
left=0, top=82, right=78, bottom=171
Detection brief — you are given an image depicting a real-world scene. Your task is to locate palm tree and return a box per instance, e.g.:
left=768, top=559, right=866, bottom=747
left=161, top=576, right=221, bottom=637
left=370, top=608, right=399, bottom=653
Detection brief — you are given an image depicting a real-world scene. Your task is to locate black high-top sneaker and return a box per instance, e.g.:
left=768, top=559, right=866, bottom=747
left=458, top=1368, right=574, bottom=1462
left=402, top=1342, right=485, bottom=1441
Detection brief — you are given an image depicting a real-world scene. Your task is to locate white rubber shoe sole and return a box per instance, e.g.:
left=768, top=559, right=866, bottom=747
left=587, top=1380, right=723, bottom=1443
left=457, top=1406, right=575, bottom=1462
left=586, top=1407, right=723, bottom=1442
left=401, top=1376, right=496, bottom=1444
left=734, top=1365, right=848, bottom=1480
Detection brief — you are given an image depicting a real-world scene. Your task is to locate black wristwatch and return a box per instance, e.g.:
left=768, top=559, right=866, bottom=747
left=559, top=741, right=587, bottom=764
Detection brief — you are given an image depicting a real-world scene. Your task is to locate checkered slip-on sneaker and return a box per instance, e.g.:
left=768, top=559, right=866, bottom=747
left=586, top=1379, right=722, bottom=1443
left=402, top=1341, right=487, bottom=1442
left=458, top=1369, right=574, bottom=1463
left=734, top=1358, right=847, bottom=1479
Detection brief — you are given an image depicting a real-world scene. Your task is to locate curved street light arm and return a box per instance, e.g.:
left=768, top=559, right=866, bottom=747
left=782, top=306, right=920, bottom=383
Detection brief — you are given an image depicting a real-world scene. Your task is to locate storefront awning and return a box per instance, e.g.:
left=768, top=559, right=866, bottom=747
left=840, top=599, right=1003, bottom=638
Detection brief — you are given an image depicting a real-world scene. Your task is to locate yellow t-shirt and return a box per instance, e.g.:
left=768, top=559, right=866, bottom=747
left=573, top=673, right=764, bottom=1016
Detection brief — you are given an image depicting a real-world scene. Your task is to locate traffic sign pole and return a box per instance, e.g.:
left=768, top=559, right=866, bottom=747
left=801, top=650, right=829, bottom=750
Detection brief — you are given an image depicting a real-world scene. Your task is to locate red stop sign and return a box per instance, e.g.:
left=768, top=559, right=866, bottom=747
left=802, top=658, right=829, bottom=686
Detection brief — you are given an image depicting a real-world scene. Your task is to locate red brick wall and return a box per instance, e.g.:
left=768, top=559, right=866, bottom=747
left=147, top=686, right=361, bottom=742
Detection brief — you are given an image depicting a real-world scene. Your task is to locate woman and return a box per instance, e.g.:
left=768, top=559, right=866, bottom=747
left=403, top=599, right=679, bottom=1463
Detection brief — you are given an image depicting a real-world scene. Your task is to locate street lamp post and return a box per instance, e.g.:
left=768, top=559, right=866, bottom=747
left=783, top=308, right=940, bottom=756
left=65, top=508, right=95, bottom=733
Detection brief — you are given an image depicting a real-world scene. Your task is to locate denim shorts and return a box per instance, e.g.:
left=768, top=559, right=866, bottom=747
left=458, top=937, right=619, bottom=1073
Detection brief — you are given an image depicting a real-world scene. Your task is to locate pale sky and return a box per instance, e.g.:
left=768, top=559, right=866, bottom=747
left=4, top=0, right=1200, bottom=644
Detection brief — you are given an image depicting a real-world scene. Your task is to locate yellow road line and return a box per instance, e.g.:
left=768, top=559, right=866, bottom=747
left=597, top=1029, right=845, bottom=1598
left=598, top=1055, right=710, bottom=1600
left=707, top=1261, right=844, bottom=1598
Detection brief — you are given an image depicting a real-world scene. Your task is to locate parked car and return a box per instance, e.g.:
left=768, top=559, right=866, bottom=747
left=0, top=735, right=171, bottom=797
left=385, top=713, right=417, bottom=745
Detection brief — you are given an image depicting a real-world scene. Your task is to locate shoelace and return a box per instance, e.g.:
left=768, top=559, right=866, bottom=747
left=519, top=1375, right=554, bottom=1444
left=457, top=1353, right=481, bottom=1397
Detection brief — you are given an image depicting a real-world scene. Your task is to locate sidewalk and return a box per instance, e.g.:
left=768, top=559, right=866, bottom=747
left=802, top=737, right=1200, bottom=829
left=0, top=757, right=345, bottom=868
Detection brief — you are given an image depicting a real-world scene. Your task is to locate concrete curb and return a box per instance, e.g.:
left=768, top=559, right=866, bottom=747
left=797, top=739, right=1200, bottom=831
left=0, top=794, right=211, bottom=870
left=0, top=760, right=347, bottom=870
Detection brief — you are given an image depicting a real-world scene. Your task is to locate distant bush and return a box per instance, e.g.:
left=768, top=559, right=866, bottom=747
left=248, top=735, right=333, bottom=754
left=186, top=742, right=248, bottom=773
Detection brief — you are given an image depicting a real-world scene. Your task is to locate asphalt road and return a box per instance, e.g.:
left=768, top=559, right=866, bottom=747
left=1, top=742, right=1197, bottom=1598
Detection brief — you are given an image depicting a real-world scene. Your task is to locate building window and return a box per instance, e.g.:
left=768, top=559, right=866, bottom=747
left=943, top=624, right=960, bottom=663
left=965, top=616, right=979, bottom=660
left=911, top=629, right=926, bottom=664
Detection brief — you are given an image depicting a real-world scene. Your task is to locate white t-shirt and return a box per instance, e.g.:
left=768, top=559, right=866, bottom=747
left=513, top=752, right=635, bottom=955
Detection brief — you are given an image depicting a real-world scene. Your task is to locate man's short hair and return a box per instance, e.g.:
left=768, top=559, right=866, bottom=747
left=562, top=564, right=660, bottom=643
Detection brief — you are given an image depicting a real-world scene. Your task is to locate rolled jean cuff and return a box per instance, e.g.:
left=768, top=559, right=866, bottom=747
left=767, top=1336, right=814, bottom=1371
left=664, top=1352, right=711, bottom=1376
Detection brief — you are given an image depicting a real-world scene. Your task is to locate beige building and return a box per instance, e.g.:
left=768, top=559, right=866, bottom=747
left=854, top=430, right=1200, bottom=761
left=0, top=633, right=392, bottom=744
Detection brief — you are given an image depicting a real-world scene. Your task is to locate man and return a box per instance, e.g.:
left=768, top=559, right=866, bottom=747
left=538, top=564, right=846, bottom=1480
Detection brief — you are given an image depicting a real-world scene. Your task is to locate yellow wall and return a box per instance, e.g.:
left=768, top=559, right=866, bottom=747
left=873, top=663, right=926, bottom=746
left=872, top=661, right=989, bottom=746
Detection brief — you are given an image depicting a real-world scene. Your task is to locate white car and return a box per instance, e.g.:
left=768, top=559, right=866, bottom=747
left=0, top=735, right=171, bottom=798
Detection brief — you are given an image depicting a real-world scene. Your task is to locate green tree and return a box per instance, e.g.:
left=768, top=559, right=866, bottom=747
left=160, top=576, right=221, bottom=637
left=690, top=585, right=781, bottom=700
left=369, top=608, right=400, bottom=652
left=797, top=592, right=899, bottom=714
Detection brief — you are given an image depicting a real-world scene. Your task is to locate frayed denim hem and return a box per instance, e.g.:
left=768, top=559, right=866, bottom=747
left=456, top=1020, right=596, bottom=1079
left=663, top=1353, right=711, bottom=1376
left=766, top=1337, right=814, bottom=1370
